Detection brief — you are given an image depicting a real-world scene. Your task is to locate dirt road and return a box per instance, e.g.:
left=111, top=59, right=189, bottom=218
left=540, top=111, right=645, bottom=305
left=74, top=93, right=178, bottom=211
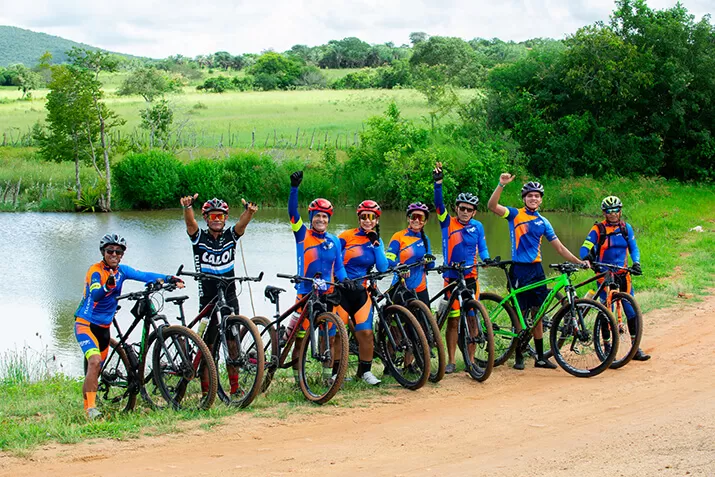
left=2, top=294, right=714, bottom=477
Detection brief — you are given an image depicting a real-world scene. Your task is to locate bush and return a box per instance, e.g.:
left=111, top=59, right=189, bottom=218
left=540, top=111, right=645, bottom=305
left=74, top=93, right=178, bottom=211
left=196, top=76, right=234, bottom=93
left=112, top=151, right=183, bottom=209
left=331, top=69, right=377, bottom=89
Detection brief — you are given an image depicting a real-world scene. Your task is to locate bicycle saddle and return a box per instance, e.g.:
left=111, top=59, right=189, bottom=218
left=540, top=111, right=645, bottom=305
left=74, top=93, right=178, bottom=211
left=264, top=285, right=286, bottom=304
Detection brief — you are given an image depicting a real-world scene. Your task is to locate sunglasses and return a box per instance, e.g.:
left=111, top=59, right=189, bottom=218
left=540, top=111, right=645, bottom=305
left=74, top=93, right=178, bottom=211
left=604, top=208, right=622, bottom=214
left=207, top=212, right=227, bottom=221
left=359, top=213, right=377, bottom=221
left=457, top=206, right=476, bottom=213
left=104, top=248, right=124, bottom=256
left=409, top=214, right=426, bottom=223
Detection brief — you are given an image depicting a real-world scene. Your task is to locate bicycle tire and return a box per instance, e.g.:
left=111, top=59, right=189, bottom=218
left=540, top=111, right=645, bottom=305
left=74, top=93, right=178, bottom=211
left=459, top=299, right=494, bottom=382
left=152, top=325, right=218, bottom=410
left=406, top=299, right=446, bottom=383
left=479, top=292, right=519, bottom=367
left=377, top=304, right=430, bottom=390
left=535, top=291, right=566, bottom=361
left=594, top=292, right=643, bottom=369
left=251, top=316, right=278, bottom=393
left=214, top=315, right=265, bottom=408
left=97, top=339, right=138, bottom=413
left=298, top=312, right=348, bottom=404
left=550, top=298, right=618, bottom=378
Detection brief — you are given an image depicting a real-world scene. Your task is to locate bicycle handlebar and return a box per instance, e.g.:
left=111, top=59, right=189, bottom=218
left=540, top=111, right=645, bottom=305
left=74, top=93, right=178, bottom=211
left=548, top=262, right=589, bottom=274
left=117, top=280, right=179, bottom=301
left=346, top=255, right=437, bottom=284
left=177, top=264, right=264, bottom=283
left=276, top=273, right=338, bottom=287
left=592, top=261, right=637, bottom=274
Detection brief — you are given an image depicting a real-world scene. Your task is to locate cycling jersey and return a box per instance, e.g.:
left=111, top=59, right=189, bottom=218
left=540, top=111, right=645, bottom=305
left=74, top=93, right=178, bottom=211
left=434, top=182, right=489, bottom=279
left=75, top=262, right=169, bottom=326
left=501, top=206, right=557, bottom=263
left=338, top=228, right=388, bottom=280
left=189, top=227, right=242, bottom=306
left=386, top=228, right=434, bottom=292
left=580, top=221, right=641, bottom=266
left=289, top=186, right=347, bottom=295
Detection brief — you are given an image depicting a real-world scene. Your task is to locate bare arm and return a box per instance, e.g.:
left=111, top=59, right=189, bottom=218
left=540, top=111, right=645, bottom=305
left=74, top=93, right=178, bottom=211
left=487, top=173, right=514, bottom=217
left=550, top=238, right=588, bottom=265
left=180, top=193, right=199, bottom=236
left=234, top=198, right=258, bottom=236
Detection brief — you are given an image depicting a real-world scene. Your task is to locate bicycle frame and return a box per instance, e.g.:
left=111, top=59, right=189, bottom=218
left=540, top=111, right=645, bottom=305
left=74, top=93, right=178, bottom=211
left=427, top=264, right=478, bottom=331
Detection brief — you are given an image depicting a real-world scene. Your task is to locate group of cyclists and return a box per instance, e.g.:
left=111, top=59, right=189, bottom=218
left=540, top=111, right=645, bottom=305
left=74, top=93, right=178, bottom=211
left=74, top=162, right=649, bottom=419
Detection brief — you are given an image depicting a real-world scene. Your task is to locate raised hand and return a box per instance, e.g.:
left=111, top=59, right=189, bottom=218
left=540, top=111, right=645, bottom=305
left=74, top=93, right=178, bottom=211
left=180, top=193, right=198, bottom=208
left=290, top=171, right=303, bottom=188
left=499, top=173, right=515, bottom=186
left=242, top=198, right=258, bottom=214
left=433, top=162, right=444, bottom=182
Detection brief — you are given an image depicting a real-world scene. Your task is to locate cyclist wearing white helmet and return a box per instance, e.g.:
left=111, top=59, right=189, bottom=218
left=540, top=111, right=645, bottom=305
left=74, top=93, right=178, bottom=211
left=488, top=173, right=588, bottom=370
left=433, top=161, right=490, bottom=374
left=74, top=234, right=184, bottom=420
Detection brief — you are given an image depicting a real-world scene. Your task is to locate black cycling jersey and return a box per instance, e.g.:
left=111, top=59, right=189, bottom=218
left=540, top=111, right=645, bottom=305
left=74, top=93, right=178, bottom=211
left=189, top=227, right=243, bottom=307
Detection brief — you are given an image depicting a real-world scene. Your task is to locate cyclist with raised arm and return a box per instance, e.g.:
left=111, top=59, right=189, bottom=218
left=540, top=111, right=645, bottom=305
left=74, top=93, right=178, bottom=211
left=488, top=173, right=588, bottom=370
left=386, top=202, right=435, bottom=307
left=74, top=234, right=183, bottom=420
left=179, top=194, right=258, bottom=395
left=433, top=162, right=490, bottom=374
left=580, top=196, right=650, bottom=361
left=287, top=171, right=348, bottom=384
left=337, top=200, right=389, bottom=385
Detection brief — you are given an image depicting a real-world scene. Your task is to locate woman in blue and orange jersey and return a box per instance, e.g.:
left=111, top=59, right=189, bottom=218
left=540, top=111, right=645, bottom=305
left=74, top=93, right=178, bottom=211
left=488, top=173, right=588, bottom=370
left=287, top=171, right=348, bottom=384
left=74, top=234, right=184, bottom=420
left=433, top=162, right=490, bottom=374
left=337, top=200, right=389, bottom=385
left=386, top=202, right=435, bottom=307
left=580, top=196, right=649, bottom=361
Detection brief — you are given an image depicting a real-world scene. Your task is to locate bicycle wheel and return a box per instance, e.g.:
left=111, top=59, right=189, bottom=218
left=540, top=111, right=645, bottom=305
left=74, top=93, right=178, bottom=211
left=152, top=325, right=218, bottom=410
left=479, top=292, right=519, bottom=367
left=459, top=299, right=494, bottom=382
left=297, top=312, right=348, bottom=404
left=594, top=292, right=643, bottom=369
left=550, top=299, right=618, bottom=378
left=406, top=299, right=446, bottom=383
left=377, top=305, right=430, bottom=390
left=214, top=315, right=265, bottom=408
left=534, top=291, right=566, bottom=361
left=97, top=339, right=138, bottom=413
left=251, top=316, right=278, bottom=393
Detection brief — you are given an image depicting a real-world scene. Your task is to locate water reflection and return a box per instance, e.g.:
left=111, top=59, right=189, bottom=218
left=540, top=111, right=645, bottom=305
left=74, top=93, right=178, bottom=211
left=0, top=209, right=595, bottom=376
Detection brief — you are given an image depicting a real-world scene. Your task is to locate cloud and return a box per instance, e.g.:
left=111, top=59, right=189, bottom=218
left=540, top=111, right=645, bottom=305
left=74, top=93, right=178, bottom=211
left=0, top=0, right=711, bottom=58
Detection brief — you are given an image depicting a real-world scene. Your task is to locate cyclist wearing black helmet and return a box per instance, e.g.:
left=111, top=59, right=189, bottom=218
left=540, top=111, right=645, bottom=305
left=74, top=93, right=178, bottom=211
left=488, top=173, right=588, bottom=370
left=74, top=234, right=184, bottom=420
left=433, top=162, right=490, bottom=374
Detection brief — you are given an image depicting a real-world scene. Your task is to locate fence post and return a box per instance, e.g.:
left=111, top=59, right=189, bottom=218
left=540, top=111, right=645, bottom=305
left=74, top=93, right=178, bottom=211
left=309, top=129, right=315, bottom=150
left=251, top=129, right=255, bottom=148
left=295, top=128, right=300, bottom=147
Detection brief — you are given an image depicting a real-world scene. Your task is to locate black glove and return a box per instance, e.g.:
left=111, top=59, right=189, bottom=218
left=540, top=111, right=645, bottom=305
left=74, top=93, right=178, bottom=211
left=106, top=274, right=116, bottom=289
left=167, top=276, right=184, bottom=285
left=631, top=262, right=642, bottom=276
left=433, top=166, right=443, bottom=182
left=424, top=254, right=436, bottom=263
left=366, top=231, right=379, bottom=246
left=290, top=171, right=303, bottom=188
left=340, top=279, right=360, bottom=293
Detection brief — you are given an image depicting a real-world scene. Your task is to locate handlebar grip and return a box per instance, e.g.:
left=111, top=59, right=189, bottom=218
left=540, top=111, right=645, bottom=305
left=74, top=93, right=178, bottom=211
left=255, top=271, right=264, bottom=282
left=177, top=264, right=184, bottom=275
left=276, top=273, right=294, bottom=279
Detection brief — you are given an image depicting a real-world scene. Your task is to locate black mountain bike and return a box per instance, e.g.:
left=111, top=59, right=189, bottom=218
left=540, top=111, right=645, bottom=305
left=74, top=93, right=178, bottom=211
left=172, top=266, right=265, bottom=408
left=98, top=280, right=217, bottom=413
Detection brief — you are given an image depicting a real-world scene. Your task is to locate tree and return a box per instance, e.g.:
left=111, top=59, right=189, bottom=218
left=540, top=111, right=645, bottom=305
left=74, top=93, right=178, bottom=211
left=409, top=32, right=429, bottom=46
left=9, top=64, right=42, bottom=99
left=140, top=99, right=174, bottom=148
left=118, top=67, right=180, bottom=102
left=410, top=36, right=482, bottom=86
left=319, top=37, right=372, bottom=68
left=249, top=52, right=304, bottom=89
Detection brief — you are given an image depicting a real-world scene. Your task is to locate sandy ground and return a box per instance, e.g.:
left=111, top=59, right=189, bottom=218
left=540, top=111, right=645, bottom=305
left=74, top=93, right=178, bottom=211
left=2, top=294, right=714, bottom=477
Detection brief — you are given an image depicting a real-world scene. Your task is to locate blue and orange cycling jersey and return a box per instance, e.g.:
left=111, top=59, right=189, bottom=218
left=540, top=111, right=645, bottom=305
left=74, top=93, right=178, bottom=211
left=74, top=262, right=169, bottom=326
left=502, top=206, right=557, bottom=263
left=338, top=228, right=388, bottom=280
left=434, top=182, right=489, bottom=279
left=289, top=187, right=347, bottom=295
left=579, top=220, right=641, bottom=267
left=386, top=228, right=434, bottom=292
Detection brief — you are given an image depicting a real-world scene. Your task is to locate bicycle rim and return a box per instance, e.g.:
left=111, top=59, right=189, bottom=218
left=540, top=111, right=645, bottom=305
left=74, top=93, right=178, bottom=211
left=550, top=299, right=618, bottom=377
left=595, top=292, right=642, bottom=369
left=298, top=312, right=348, bottom=404
left=98, top=339, right=137, bottom=413
left=378, top=305, right=430, bottom=390
left=215, top=315, right=265, bottom=408
left=153, top=326, right=217, bottom=410
left=460, top=300, right=494, bottom=382
left=251, top=316, right=278, bottom=393
left=479, top=292, right=518, bottom=367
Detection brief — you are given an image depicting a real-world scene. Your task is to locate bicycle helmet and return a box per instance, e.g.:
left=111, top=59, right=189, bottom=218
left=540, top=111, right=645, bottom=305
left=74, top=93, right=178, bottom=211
left=601, top=196, right=623, bottom=211
left=455, top=192, right=479, bottom=207
left=356, top=200, right=381, bottom=217
left=406, top=202, right=430, bottom=219
left=308, top=198, right=334, bottom=221
left=99, top=233, right=127, bottom=252
left=521, top=181, right=544, bottom=198
left=201, top=198, right=229, bottom=215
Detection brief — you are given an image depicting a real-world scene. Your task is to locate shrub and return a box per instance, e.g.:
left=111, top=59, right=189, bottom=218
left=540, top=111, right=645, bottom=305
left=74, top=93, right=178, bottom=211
left=112, top=151, right=182, bottom=209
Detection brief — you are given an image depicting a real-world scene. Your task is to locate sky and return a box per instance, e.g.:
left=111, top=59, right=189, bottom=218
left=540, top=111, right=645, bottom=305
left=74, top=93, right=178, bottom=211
left=0, top=0, right=712, bottom=58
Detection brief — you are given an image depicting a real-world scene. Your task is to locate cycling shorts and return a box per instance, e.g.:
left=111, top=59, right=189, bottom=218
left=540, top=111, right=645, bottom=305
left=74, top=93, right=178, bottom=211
left=75, top=317, right=110, bottom=364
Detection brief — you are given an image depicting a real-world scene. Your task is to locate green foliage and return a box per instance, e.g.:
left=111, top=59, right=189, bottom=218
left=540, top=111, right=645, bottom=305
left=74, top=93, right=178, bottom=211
left=197, top=76, right=234, bottom=93
left=73, top=179, right=105, bottom=212
left=410, top=36, right=484, bottom=87
left=331, top=69, right=377, bottom=89
left=249, top=52, right=305, bottom=90
left=118, top=67, right=182, bottom=101
left=139, top=99, right=174, bottom=148
left=112, top=151, right=183, bottom=208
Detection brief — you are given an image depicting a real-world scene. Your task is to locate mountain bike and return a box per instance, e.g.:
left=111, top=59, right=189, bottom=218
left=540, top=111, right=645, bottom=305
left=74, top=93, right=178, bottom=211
left=98, top=280, right=217, bottom=413
left=172, top=266, right=265, bottom=408
left=573, top=261, right=643, bottom=369
left=479, top=259, right=619, bottom=377
left=251, top=273, right=348, bottom=404
left=343, top=266, right=431, bottom=390
left=426, top=262, right=494, bottom=382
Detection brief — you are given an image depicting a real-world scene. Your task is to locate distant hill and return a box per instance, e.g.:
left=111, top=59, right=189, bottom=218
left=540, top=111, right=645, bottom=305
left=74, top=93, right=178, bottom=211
left=0, top=25, right=140, bottom=67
